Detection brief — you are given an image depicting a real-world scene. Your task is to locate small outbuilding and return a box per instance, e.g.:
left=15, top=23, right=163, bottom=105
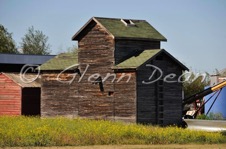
left=39, top=17, right=188, bottom=126
left=0, top=73, right=41, bottom=116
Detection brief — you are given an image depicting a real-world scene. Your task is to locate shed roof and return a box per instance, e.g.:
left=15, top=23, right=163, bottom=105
left=113, top=49, right=188, bottom=70
left=38, top=52, right=78, bottom=71
left=72, top=17, right=167, bottom=41
left=2, top=73, right=41, bottom=88
left=0, top=53, right=55, bottom=65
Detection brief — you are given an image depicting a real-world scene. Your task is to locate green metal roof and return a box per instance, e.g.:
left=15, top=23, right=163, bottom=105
left=72, top=17, right=167, bottom=41
left=114, top=49, right=161, bottom=69
left=39, top=52, right=78, bottom=71
left=114, top=49, right=188, bottom=70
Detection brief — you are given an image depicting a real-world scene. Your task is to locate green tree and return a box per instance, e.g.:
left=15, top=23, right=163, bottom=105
left=21, top=26, right=51, bottom=55
left=0, top=24, right=17, bottom=53
left=183, top=71, right=210, bottom=98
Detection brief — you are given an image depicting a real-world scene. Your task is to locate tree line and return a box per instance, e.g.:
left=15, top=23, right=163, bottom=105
left=0, top=24, right=51, bottom=55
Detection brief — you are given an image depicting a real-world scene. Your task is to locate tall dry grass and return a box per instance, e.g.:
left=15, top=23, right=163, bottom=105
left=0, top=116, right=225, bottom=147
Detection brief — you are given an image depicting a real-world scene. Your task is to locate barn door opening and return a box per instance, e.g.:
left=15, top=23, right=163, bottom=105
left=22, top=88, right=41, bottom=116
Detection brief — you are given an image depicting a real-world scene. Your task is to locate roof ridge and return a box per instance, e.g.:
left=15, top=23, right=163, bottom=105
left=114, top=49, right=188, bottom=71
left=73, top=17, right=167, bottom=41
left=39, top=52, right=78, bottom=71
left=93, top=16, right=146, bottom=22
left=114, top=49, right=161, bottom=69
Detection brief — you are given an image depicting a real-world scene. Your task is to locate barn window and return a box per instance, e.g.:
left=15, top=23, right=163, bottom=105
left=121, top=19, right=135, bottom=26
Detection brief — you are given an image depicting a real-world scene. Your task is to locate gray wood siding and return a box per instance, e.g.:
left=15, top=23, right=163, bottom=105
left=115, top=39, right=160, bottom=65
left=41, top=72, right=79, bottom=117
left=77, top=22, right=137, bottom=122
left=137, top=53, right=183, bottom=125
left=137, top=67, right=157, bottom=124
left=41, top=22, right=137, bottom=122
left=78, top=21, right=115, bottom=119
left=114, top=72, right=136, bottom=122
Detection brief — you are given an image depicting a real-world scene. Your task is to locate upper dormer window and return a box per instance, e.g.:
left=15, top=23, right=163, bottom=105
left=121, top=19, right=135, bottom=26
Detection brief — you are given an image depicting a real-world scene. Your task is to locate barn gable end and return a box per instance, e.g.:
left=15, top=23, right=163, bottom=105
left=114, top=49, right=188, bottom=125
left=39, top=52, right=79, bottom=117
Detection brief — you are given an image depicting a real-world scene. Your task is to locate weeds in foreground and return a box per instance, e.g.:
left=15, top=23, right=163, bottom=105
left=0, top=116, right=225, bottom=147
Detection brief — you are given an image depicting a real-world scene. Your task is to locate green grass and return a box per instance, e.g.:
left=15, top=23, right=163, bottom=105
left=0, top=116, right=226, bottom=147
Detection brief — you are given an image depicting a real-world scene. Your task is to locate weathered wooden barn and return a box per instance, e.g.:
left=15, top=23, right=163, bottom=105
left=39, top=52, right=79, bottom=117
left=0, top=73, right=41, bottom=115
left=40, top=17, right=188, bottom=125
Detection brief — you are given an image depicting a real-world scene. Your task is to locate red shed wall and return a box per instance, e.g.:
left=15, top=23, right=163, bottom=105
left=0, top=74, right=21, bottom=115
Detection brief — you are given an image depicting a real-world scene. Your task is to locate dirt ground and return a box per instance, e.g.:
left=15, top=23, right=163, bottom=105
left=2, top=144, right=226, bottom=149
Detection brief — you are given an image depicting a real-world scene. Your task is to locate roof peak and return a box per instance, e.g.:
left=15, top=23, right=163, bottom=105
left=39, top=52, right=78, bottom=71
left=114, top=49, right=188, bottom=71
left=93, top=16, right=146, bottom=22
left=72, top=17, right=167, bottom=41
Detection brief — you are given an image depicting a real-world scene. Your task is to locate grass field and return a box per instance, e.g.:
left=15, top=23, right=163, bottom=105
left=0, top=116, right=226, bottom=147
left=2, top=144, right=226, bottom=149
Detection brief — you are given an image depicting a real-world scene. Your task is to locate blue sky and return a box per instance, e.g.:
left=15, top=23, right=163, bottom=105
left=0, top=0, right=226, bottom=73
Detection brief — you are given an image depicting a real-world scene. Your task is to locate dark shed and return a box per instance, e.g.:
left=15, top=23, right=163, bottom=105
left=114, top=49, right=188, bottom=125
